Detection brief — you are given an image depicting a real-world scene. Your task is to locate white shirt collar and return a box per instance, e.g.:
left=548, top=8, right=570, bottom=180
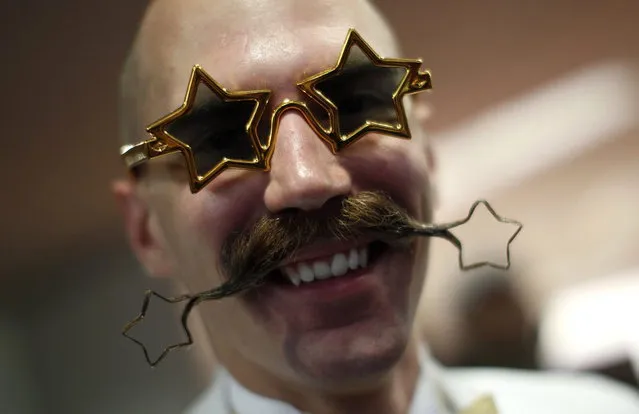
left=229, top=373, right=304, bottom=414
left=227, top=346, right=455, bottom=414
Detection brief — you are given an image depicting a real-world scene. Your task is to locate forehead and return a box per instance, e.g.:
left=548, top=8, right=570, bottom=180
left=155, top=0, right=400, bottom=102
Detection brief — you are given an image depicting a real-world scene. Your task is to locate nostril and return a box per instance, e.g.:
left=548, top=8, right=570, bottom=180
left=264, top=167, right=352, bottom=213
left=264, top=125, right=352, bottom=212
left=294, top=195, right=349, bottom=219
left=269, top=195, right=350, bottom=223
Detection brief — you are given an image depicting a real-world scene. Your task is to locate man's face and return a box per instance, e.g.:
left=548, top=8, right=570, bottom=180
left=126, top=0, right=435, bottom=388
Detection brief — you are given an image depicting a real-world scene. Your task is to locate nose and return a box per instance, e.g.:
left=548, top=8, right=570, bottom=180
left=263, top=110, right=352, bottom=212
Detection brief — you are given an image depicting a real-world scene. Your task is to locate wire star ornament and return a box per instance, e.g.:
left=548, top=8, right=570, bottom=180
left=122, top=291, right=200, bottom=367
left=122, top=199, right=523, bottom=367
left=437, top=200, right=523, bottom=270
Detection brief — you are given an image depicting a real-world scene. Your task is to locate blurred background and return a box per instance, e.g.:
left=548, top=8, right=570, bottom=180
left=1, top=0, right=638, bottom=412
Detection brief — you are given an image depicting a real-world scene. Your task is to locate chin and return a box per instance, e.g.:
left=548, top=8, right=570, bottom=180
left=283, top=313, right=411, bottom=384
left=243, top=238, right=418, bottom=385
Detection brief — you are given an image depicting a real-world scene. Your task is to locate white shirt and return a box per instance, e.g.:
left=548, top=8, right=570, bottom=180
left=187, top=347, right=639, bottom=414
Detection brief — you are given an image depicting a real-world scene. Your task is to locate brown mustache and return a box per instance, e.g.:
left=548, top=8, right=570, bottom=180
left=218, top=191, right=422, bottom=294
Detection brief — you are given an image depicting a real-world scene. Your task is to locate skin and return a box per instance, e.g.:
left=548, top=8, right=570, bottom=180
left=114, top=0, right=437, bottom=413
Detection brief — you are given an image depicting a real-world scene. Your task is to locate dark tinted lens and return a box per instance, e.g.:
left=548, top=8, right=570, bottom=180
left=164, top=82, right=260, bottom=177
left=315, top=45, right=407, bottom=137
left=302, top=92, right=332, bottom=132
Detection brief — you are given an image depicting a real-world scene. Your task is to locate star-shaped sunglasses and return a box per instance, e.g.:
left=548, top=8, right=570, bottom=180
left=120, top=29, right=432, bottom=192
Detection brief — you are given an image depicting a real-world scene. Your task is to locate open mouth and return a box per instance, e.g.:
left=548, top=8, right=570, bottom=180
left=266, top=241, right=389, bottom=286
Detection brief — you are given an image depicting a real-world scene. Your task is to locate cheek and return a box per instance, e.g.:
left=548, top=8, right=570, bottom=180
left=154, top=179, right=267, bottom=293
left=177, top=176, right=268, bottom=253
left=345, top=134, right=431, bottom=216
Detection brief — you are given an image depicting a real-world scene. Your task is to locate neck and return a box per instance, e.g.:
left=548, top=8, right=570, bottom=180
left=223, top=337, right=422, bottom=414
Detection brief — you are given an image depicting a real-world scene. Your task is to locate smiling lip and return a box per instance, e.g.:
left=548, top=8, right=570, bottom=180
left=250, top=246, right=398, bottom=332
left=263, top=244, right=390, bottom=300
left=244, top=236, right=415, bottom=334
left=277, top=264, right=370, bottom=292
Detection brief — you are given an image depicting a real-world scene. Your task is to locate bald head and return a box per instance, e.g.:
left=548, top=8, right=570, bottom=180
left=118, top=0, right=400, bottom=146
left=115, top=0, right=438, bottom=392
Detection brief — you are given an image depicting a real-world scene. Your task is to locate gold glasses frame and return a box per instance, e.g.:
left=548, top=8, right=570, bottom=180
left=119, top=29, right=432, bottom=193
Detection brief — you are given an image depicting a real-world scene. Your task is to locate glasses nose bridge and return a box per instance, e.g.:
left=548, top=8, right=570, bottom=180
left=261, top=98, right=337, bottom=163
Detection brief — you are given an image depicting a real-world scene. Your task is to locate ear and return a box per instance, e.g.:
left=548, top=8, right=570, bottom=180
left=112, top=179, right=174, bottom=277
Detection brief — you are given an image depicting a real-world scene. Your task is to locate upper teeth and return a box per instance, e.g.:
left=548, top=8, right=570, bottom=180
left=282, top=246, right=369, bottom=286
